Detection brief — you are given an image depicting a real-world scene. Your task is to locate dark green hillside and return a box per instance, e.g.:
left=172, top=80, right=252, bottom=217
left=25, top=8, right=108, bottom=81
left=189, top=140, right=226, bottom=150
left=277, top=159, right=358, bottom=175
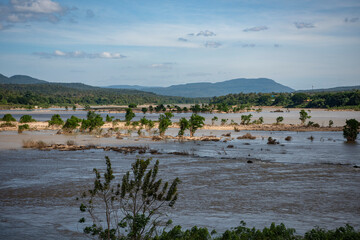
left=0, top=83, right=208, bottom=107
left=0, top=74, right=48, bottom=84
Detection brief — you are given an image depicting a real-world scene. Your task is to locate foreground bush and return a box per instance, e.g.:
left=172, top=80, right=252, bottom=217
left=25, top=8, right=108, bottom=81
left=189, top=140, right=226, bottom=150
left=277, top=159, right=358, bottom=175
left=19, top=115, right=36, bottom=123
left=1, top=113, right=16, bottom=122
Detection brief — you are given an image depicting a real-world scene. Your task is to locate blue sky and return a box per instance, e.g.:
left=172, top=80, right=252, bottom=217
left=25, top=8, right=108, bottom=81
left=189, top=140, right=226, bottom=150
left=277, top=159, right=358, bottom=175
left=0, top=0, right=359, bottom=90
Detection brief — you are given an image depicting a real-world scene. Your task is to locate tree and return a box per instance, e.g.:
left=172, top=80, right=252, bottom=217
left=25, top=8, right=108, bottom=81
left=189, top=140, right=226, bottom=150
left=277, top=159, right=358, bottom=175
left=128, top=103, right=137, bottom=108
left=158, top=112, right=173, bottom=136
left=1, top=114, right=16, bottom=122
left=189, top=114, right=205, bottom=137
left=343, top=119, right=359, bottom=142
left=72, top=105, right=77, bottom=111
left=81, top=111, right=104, bottom=132
left=63, top=115, right=82, bottom=130
left=105, top=115, right=114, bottom=122
left=241, top=114, right=252, bottom=125
left=299, top=110, right=311, bottom=124
left=19, top=115, right=36, bottom=123
left=211, top=116, right=218, bottom=126
left=190, top=104, right=201, bottom=113
left=79, top=157, right=180, bottom=240
left=329, top=120, right=334, bottom=128
left=125, top=108, right=136, bottom=125
left=141, top=108, right=148, bottom=114
left=49, top=114, right=64, bottom=126
left=178, top=118, right=189, bottom=136
left=276, top=116, right=284, bottom=124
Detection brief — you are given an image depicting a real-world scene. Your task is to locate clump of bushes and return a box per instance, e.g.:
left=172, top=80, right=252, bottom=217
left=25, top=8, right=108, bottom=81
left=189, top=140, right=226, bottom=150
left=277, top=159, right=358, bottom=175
left=20, top=115, right=36, bottom=123
left=18, top=124, right=30, bottom=133
left=237, top=133, right=256, bottom=140
left=22, top=140, right=47, bottom=149
left=49, top=114, right=64, bottom=126
left=1, top=114, right=16, bottom=122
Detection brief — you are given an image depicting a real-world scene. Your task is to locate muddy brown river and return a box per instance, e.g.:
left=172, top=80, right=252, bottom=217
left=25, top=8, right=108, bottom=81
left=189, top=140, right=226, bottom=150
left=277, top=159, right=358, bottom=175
left=0, top=129, right=359, bottom=239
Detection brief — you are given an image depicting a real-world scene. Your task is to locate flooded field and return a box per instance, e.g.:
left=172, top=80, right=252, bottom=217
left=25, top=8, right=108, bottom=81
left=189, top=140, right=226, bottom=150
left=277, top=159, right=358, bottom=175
left=0, top=129, right=360, bottom=239
left=1, top=107, right=359, bottom=126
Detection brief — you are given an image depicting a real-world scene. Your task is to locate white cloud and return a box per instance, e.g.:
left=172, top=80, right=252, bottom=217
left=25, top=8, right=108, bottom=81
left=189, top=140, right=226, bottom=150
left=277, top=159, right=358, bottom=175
left=11, top=0, right=63, bottom=14
left=150, top=62, right=174, bottom=69
left=243, top=26, right=268, bottom=32
left=34, top=50, right=126, bottom=59
left=294, top=22, right=315, bottom=29
left=204, top=41, right=221, bottom=48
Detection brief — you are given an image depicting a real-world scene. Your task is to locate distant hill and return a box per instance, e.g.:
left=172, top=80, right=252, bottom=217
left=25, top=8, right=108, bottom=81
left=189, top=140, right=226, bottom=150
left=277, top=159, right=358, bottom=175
left=297, top=85, right=360, bottom=93
left=0, top=74, right=48, bottom=84
left=107, top=78, right=294, bottom=97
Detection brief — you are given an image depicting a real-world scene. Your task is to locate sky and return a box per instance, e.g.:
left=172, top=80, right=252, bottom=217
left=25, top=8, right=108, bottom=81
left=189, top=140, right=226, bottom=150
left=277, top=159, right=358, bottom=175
left=0, top=0, right=359, bottom=90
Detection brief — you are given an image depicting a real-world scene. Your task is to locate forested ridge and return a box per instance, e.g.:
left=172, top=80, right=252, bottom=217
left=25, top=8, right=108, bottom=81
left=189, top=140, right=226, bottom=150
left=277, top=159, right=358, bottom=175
left=0, top=83, right=208, bottom=107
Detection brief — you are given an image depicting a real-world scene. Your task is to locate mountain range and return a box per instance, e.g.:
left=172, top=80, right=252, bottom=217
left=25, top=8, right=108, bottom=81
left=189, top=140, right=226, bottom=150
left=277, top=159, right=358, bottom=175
left=107, top=78, right=294, bottom=97
left=1, top=73, right=359, bottom=98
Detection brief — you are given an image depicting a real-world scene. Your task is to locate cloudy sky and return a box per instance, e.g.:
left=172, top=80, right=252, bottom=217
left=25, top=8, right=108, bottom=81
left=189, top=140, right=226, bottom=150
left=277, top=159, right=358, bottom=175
left=0, top=0, right=359, bottom=90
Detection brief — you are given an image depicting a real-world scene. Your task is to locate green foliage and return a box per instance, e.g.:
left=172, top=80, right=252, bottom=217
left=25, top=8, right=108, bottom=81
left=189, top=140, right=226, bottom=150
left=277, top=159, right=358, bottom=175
left=241, top=114, right=252, bottom=125
left=156, top=225, right=211, bottom=240
left=18, top=124, right=30, bottom=133
left=178, top=118, right=189, bottom=136
left=128, top=103, right=137, bottom=108
left=19, top=115, right=36, bottom=123
left=276, top=116, right=284, bottom=124
left=299, top=110, right=311, bottom=124
left=141, top=107, right=148, bottom=114
left=304, top=224, right=360, bottom=240
left=220, top=119, right=228, bottom=126
left=81, top=111, right=104, bottom=132
left=329, top=120, right=334, bottom=127
left=189, top=114, right=205, bottom=137
left=105, top=114, right=114, bottom=122
left=72, top=105, right=77, bottom=111
left=125, top=108, right=135, bottom=124
left=84, top=104, right=91, bottom=110
left=158, top=112, right=174, bottom=136
left=48, top=114, right=64, bottom=126
left=1, top=113, right=16, bottom=122
left=343, top=119, right=359, bottom=142
left=63, top=115, right=82, bottom=130
left=190, top=104, right=202, bottom=113
left=211, top=116, right=218, bottom=125
left=79, top=157, right=180, bottom=240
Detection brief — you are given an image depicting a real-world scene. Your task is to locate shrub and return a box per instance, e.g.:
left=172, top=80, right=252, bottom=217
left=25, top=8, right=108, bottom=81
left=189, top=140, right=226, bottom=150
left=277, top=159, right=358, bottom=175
left=49, top=114, right=64, bottom=126
left=1, top=114, right=16, bottom=122
left=343, top=119, right=359, bottom=142
left=18, top=124, right=30, bottom=133
left=63, top=116, right=82, bottom=130
left=20, top=115, right=36, bottom=123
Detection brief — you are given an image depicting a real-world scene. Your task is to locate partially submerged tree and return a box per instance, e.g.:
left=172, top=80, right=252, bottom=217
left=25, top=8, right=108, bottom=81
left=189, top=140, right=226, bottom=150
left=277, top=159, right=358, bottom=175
left=81, top=111, right=104, bottom=132
left=299, top=110, right=311, bottom=125
left=19, top=115, right=36, bottom=123
left=158, top=112, right=173, bottom=136
left=178, top=118, right=189, bottom=136
left=211, top=116, right=218, bottom=126
left=79, top=157, right=180, bottom=240
left=276, top=116, right=284, bottom=125
left=105, top=115, right=114, bottom=122
left=48, top=114, right=64, bottom=126
left=125, top=108, right=136, bottom=125
left=189, top=114, right=205, bottom=137
left=343, top=119, right=359, bottom=142
left=241, top=114, right=252, bottom=125
left=1, top=114, right=16, bottom=122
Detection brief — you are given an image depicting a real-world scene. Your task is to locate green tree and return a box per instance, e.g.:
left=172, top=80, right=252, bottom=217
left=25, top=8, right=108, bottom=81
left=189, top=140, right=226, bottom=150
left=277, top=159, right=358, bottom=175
left=72, top=105, right=77, bottom=111
left=343, top=119, right=359, bottom=142
left=276, top=116, right=284, bottom=124
left=84, top=104, right=91, bottom=111
left=189, top=114, right=205, bottom=137
left=48, top=114, right=64, bottom=126
left=178, top=118, right=189, bottom=136
left=63, top=116, right=82, bottom=130
left=125, top=108, right=136, bottom=125
left=1, top=114, right=16, bottom=122
left=211, top=116, right=218, bottom=125
left=299, top=110, right=311, bottom=124
left=141, top=107, right=148, bottom=114
left=79, top=157, right=180, bottom=240
left=19, top=115, right=36, bottom=123
left=81, top=111, right=104, bottom=132
left=128, top=103, right=137, bottom=108
left=105, top=115, right=114, bottom=122
left=158, top=112, right=173, bottom=136
left=241, top=114, right=252, bottom=125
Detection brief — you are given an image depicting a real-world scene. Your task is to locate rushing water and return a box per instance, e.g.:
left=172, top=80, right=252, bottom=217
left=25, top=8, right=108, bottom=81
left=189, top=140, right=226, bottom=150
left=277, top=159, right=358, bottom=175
left=0, top=129, right=359, bottom=239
